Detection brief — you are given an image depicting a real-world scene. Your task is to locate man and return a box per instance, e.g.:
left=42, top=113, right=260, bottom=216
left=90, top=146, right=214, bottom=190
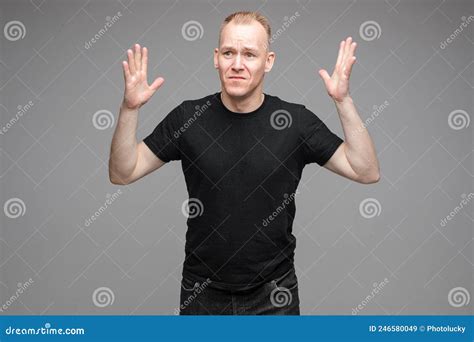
left=108, top=11, right=380, bottom=315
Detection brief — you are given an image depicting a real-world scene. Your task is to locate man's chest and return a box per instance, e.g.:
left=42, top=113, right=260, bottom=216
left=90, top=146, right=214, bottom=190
left=179, top=117, right=303, bottom=186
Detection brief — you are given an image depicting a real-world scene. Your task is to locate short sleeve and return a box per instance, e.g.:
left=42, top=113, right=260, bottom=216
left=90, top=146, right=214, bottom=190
left=142, top=103, right=184, bottom=162
left=299, top=105, right=344, bottom=166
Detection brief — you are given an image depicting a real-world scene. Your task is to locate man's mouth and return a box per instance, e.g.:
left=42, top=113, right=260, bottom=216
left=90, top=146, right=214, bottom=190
left=228, top=76, right=246, bottom=80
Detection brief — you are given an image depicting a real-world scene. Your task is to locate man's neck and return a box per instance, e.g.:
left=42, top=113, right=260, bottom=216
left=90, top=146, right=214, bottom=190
left=220, top=90, right=265, bottom=113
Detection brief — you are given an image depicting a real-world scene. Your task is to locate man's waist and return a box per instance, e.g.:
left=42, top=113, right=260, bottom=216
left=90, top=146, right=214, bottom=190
left=182, top=256, right=294, bottom=292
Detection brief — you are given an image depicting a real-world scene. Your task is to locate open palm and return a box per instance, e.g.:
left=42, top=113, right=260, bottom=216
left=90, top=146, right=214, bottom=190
left=122, top=44, right=164, bottom=110
left=318, top=36, right=357, bottom=103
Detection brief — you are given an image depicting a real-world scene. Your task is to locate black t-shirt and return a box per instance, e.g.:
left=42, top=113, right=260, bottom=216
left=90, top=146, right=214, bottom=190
left=143, top=92, right=343, bottom=291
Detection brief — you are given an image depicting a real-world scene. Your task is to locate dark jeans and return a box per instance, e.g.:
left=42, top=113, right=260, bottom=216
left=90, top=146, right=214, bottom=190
left=178, top=267, right=300, bottom=315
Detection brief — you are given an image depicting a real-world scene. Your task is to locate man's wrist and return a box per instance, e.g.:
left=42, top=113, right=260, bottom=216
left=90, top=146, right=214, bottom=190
left=333, top=95, right=353, bottom=106
left=120, top=100, right=140, bottom=113
left=119, top=101, right=140, bottom=125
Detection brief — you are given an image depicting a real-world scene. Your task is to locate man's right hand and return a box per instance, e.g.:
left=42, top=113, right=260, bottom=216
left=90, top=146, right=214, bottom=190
left=122, top=43, right=164, bottom=111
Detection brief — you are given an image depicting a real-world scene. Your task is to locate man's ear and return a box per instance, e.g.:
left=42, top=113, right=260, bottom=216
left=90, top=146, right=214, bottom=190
left=213, top=48, right=219, bottom=69
left=265, top=51, right=275, bottom=73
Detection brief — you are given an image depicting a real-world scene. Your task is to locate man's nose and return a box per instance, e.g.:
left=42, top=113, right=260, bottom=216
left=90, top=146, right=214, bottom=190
left=232, top=54, right=244, bottom=71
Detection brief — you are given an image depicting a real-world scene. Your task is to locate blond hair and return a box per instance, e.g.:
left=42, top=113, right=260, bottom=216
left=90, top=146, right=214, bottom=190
left=219, top=11, right=271, bottom=49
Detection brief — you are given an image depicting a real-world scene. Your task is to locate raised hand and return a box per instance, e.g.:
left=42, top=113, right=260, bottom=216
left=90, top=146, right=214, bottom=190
left=318, top=36, right=357, bottom=103
left=122, top=44, right=164, bottom=110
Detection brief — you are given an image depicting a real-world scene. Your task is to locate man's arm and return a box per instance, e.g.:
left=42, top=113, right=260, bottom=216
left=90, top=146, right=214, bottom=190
left=108, top=43, right=166, bottom=185
left=318, top=36, right=380, bottom=184
left=323, top=96, right=380, bottom=184
left=108, top=104, right=166, bottom=185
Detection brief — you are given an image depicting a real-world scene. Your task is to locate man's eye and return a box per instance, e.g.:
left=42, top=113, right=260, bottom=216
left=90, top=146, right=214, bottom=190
left=246, top=53, right=255, bottom=57
left=223, top=51, right=232, bottom=56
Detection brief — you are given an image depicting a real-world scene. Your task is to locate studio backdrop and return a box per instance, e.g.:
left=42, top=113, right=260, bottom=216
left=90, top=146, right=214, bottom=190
left=0, top=0, right=472, bottom=315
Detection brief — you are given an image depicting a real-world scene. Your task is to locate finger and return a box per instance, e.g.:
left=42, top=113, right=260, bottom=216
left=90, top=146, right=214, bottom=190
left=345, top=37, right=352, bottom=53
left=122, top=60, right=131, bottom=81
left=342, top=37, right=352, bottom=65
left=318, top=69, right=331, bottom=85
left=135, top=44, right=142, bottom=72
left=346, top=41, right=357, bottom=69
left=349, top=41, right=357, bottom=59
left=345, top=56, right=356, bottom=77
left=142, top=46, right=148, bottom=76
left=335, top=40, right=344, bottom=69
left=149, top=77, right=165, bottom=91
left=127, top=49, right=136, bottom=74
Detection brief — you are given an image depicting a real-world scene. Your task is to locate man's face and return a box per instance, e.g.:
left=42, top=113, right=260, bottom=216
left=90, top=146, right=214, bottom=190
left=214, top=21, right=275, bottom=98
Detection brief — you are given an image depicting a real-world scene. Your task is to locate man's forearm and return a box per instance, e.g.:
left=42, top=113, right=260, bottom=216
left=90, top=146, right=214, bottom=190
left=108, top=102, right=140, bottom=183
left=334, top=96, right=380, bottom=179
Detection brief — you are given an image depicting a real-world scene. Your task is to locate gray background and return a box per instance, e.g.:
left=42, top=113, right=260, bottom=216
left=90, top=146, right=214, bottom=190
left=0, top=0, right=472, bottom=315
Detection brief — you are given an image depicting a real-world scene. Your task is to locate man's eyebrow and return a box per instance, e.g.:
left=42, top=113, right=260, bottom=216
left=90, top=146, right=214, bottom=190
left=220, top=45, right=259, bottom=52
